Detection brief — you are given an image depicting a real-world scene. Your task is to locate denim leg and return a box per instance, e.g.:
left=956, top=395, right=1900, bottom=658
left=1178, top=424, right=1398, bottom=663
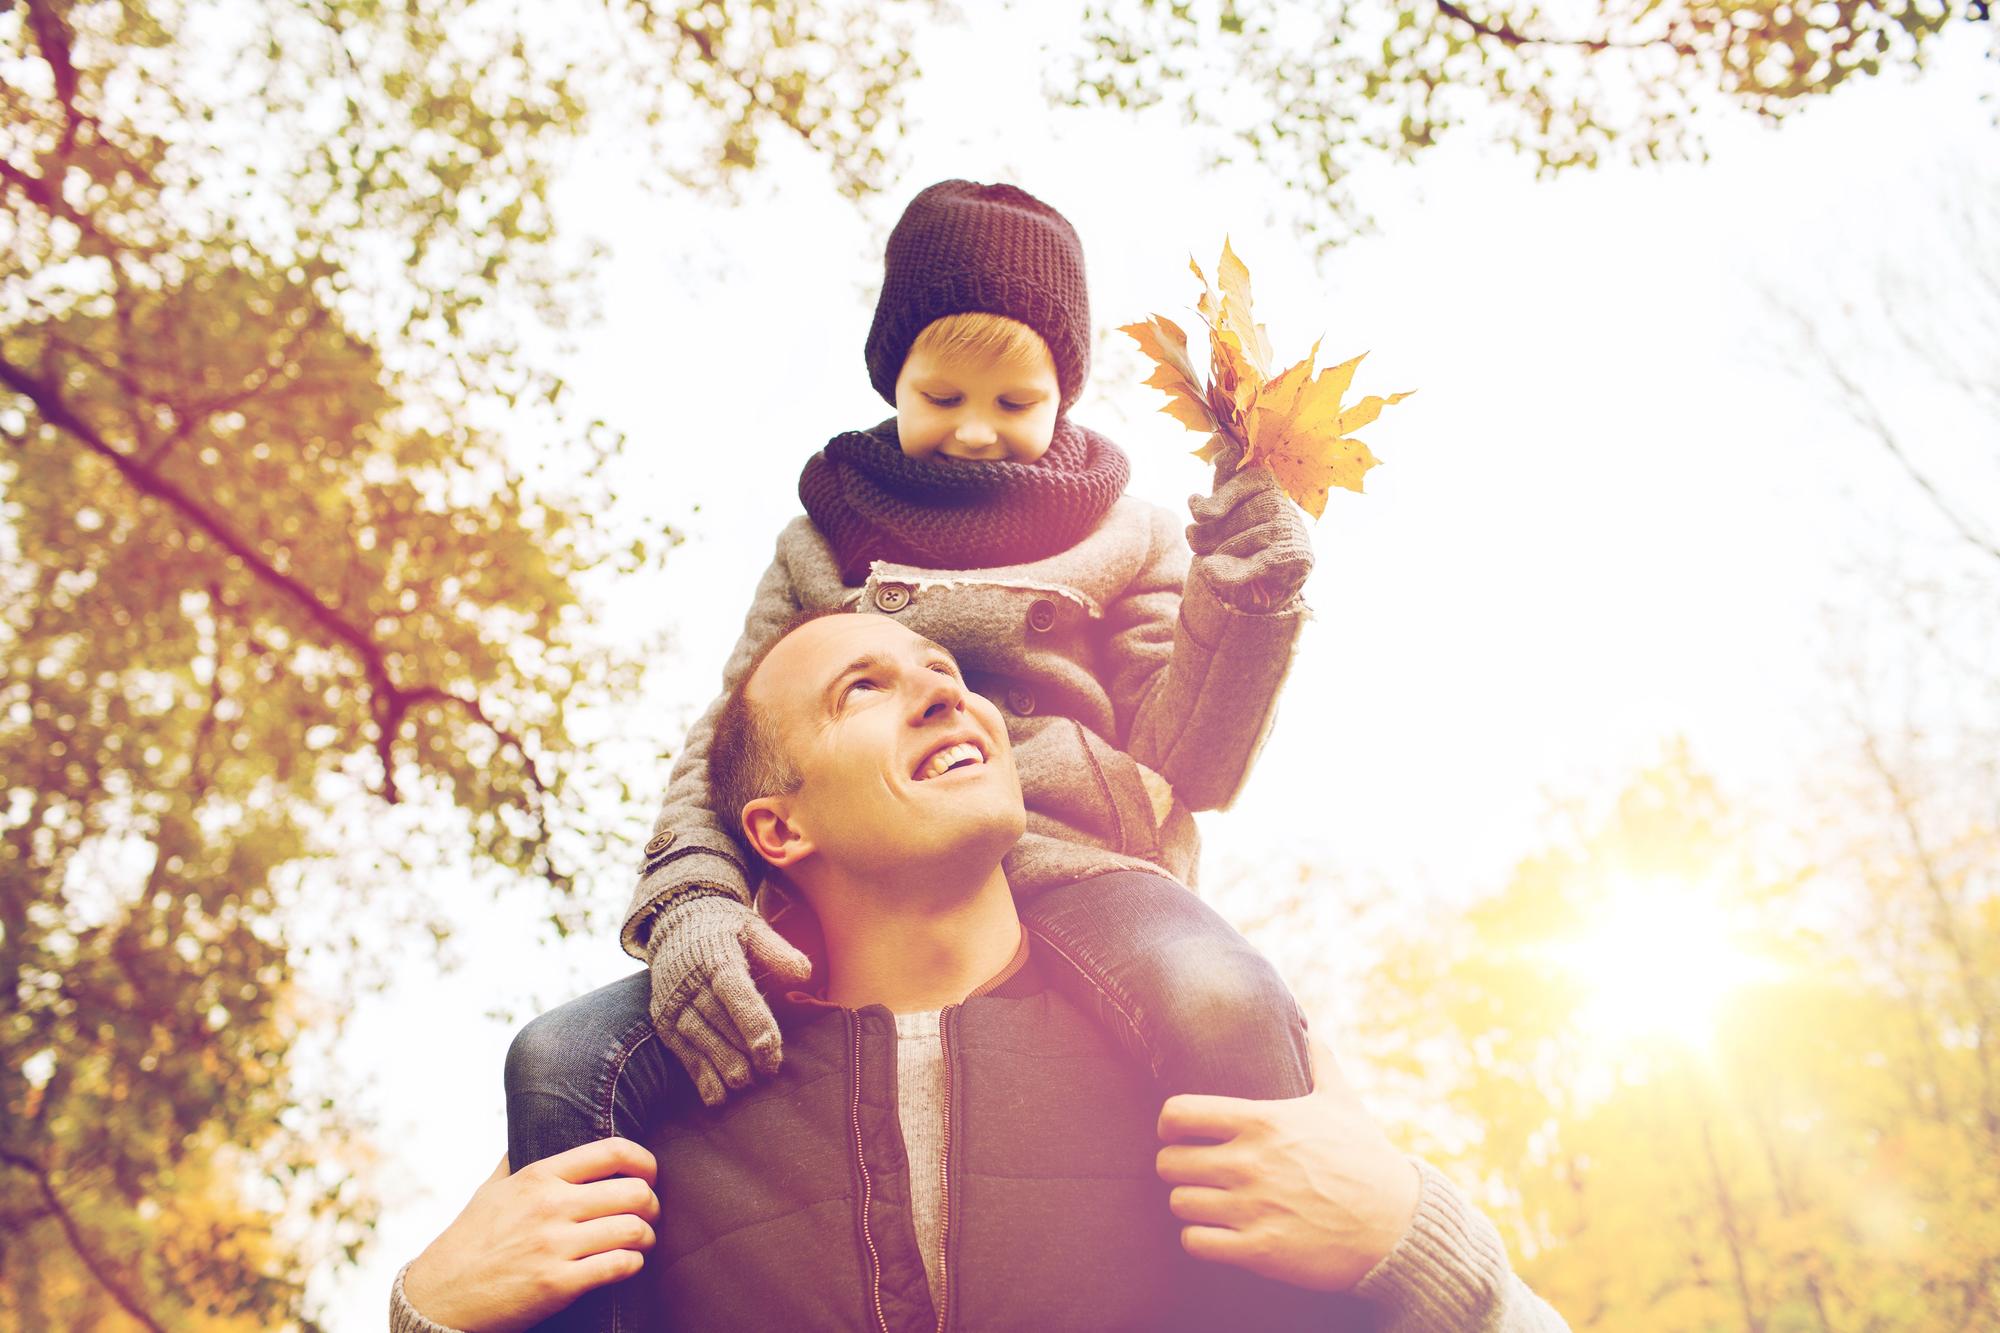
left=503, top=970, right=678, bottom=1167
left=1020, top=870, right=1311, bottom=1099
left=505, top=971, right=679, bottom=1333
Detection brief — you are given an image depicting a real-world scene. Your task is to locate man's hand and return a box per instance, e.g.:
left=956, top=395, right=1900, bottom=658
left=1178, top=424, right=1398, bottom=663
left=402, top=1139, right=661, bottom=1333
left=648, top=893, right=814, bottom=1106
left=1155, top=1037, right=1421, bottom=1293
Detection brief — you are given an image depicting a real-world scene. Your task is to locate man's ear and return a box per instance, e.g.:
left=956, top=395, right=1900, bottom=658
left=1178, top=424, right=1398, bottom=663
left=742, top=795, right=814, bottom=870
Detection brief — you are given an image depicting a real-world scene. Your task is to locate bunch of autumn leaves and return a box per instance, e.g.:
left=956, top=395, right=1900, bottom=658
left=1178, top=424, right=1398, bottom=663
left=1121, top=241, right=1413, bottom=518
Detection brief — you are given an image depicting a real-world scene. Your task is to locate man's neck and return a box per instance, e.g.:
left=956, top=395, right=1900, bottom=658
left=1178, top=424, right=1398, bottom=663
left=813, top=862, right=1022, bottom=1013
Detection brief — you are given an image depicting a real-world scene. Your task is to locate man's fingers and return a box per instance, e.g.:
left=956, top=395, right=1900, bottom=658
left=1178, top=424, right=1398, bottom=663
left=1180, top=1224, right=1251, bottom=1268
left=1168, top=1185, right=1245, bottom=1228
left=540, top=1137, right=658, bottom=1188
left=569, top=1246, right=647, bottom=1293
left=711, top=964, right=785, bottom=1079
left=567, top=1212, right=657, bottom=1260
left=569, top=1174, right=661, bottom=1224
left=1156, top=1143, right=1246, bottom=1188
left=1158, top=1092, right=1252, bottom=1144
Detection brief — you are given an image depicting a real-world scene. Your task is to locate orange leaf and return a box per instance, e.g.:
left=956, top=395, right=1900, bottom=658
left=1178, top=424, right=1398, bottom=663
left=1130, top=244, right=1415, bottom=514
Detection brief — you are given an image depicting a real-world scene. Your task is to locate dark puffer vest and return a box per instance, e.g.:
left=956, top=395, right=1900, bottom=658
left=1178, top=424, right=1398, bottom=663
left=624, top=951, right=1367, bottom=1331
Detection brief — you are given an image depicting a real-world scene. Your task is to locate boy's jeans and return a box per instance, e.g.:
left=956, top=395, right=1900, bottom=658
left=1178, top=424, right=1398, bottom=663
left=504, top=870, right=1312, bottom=1328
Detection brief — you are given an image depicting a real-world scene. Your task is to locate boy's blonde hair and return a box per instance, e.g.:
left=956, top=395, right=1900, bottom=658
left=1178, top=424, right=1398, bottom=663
left=909, top=312, right=1052, bottom=374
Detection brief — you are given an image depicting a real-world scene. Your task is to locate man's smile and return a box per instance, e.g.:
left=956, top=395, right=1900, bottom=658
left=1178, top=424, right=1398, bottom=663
left=912, top=737, right=988, bottom=781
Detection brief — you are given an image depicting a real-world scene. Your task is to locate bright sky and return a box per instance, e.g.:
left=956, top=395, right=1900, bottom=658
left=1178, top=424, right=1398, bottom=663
left=313, top=15, right=1999, bottom=1327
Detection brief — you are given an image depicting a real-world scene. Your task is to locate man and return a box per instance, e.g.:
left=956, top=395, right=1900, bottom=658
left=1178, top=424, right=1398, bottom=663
left=393, top=612, right=1567, bottom=1332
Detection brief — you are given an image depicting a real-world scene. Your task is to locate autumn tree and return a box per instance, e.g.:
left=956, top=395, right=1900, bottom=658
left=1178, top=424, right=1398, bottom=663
left=0, top=0, right=933, bottom=1325
left=1346, top=747, right=1999, bottom=1330
left=1062, top=0, right=1984, bottom=249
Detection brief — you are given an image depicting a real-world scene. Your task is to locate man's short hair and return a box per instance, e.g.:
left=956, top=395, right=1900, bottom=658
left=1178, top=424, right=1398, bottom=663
left=708, top=607, right=849, bottom=861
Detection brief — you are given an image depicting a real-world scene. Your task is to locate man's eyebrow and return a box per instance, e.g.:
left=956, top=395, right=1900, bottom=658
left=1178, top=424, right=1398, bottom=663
left=823, top=654, right=884, bottom=711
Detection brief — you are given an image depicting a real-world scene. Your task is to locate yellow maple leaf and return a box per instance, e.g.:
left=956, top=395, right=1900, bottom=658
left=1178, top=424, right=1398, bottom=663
left=1117, top=314, right=1215, bottom=436
left=1123, top=239, right=1415, bottom=517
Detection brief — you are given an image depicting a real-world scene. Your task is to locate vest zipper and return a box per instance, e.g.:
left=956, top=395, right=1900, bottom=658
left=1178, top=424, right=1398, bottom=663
left=850, top=1010, right=890, bottom=1333
left=934, top=1005, right=957, bottom=1333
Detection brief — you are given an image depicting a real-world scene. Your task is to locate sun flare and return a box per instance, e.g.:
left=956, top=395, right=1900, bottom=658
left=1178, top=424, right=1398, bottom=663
left=1542, top=873, right=1778, bottom=1054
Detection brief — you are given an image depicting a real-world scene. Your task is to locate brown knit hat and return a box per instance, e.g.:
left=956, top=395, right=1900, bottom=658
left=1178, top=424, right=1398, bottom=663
left=864, top=179, right=1092, bottom=415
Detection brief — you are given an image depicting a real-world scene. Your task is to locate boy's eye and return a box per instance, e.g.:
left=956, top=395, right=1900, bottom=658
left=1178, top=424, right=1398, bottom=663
left=923, top=394, right=961, bottom=408
left=1000, top=401, right=1033, bottom=412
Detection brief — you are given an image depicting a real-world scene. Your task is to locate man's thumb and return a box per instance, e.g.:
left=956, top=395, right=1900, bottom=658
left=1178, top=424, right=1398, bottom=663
left=1306, top=1036, right=1347, bottom=1096
left=743, top=917, right=814, bottom=984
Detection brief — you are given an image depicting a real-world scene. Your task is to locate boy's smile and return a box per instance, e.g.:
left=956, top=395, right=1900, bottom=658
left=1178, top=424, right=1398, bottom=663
left=894, top=335, right=1061, bottom=463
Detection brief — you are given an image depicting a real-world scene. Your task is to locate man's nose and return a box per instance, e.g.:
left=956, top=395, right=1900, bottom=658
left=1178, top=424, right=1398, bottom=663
left=913, top=674, right=966, bottom=722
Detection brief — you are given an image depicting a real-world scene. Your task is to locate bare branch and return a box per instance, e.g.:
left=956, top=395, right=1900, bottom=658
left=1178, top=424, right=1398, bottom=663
left=0, top=1149, right=170, bottom=1333
left=1855, top=725, right=2000, bottom=1142
left=1769, top=294, right=2000, bottom=564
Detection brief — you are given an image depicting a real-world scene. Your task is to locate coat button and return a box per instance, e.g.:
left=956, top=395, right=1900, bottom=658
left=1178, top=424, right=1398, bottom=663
left=1027, top=598, right=1057, bottom=633
left=644, top=831, right=675, bottom=857
left=1005, top=685, right=1037, bottom=716
left=873, top=583, right=912, bottom=614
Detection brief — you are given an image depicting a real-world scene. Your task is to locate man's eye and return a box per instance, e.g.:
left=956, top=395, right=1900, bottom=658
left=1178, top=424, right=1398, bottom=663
left=929, top=661, right=958, bottom=677
left=843, top=678, right=877, bottom=701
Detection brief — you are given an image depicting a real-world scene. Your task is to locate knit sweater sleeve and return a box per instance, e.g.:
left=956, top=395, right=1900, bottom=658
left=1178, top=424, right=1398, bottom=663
left=1353, top=1159, right=1571, bottom=1333
left=1104, top=500, right=1306, bottom=812
left=619, top=531, right=806, bottom=958
left=388, top=1261, right=463, bottom=1333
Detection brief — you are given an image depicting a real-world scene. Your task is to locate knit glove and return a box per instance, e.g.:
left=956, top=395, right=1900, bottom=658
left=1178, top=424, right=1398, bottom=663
left=646, top=893, right=814, bottom=1107
left=1186, top=451, right=1315, bottom=610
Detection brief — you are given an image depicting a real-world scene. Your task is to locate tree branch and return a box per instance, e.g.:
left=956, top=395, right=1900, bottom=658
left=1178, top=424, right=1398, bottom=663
left=1772, top=295, right=2000, bottom=564
left=1433, top=0, right=1660, bottom=53
left=1856, top=726, right=2000, bottom=1142
left=22, top=0, right=84, bottom=153
left=0, top=1149, right=170, bottom=1333
left=0, top=354, right=553, bottom=816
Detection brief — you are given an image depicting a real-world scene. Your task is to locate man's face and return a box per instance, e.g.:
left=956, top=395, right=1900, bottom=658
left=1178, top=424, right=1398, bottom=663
left=894, top=334, right=1061, bottom=463
left=744, top=614, right=1025, bottom=881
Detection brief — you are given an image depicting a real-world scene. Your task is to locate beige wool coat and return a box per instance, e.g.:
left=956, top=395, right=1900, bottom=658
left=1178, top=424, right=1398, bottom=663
left=621, top=494, right=1306, bottom=957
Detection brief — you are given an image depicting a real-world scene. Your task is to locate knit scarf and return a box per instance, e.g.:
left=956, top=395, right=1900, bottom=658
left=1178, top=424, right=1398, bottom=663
left=798, top=416, right=1131, bottom=585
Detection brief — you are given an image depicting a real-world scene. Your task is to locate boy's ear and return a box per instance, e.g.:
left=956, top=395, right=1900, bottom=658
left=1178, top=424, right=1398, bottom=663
left=742, top=795, right=814, bottom=870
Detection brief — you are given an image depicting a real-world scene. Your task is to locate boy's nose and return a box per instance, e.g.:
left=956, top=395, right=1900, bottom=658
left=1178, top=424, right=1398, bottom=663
left=954, top=418, right=998, bottom=445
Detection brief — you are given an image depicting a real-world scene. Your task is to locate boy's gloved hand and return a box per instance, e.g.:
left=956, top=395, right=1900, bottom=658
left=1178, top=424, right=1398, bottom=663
left=1187, top=454, right=1315, bottom=610
left=646, top=893, right=814, bottom=1107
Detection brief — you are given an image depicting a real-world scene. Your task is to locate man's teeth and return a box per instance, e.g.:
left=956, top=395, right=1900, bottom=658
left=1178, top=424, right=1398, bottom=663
left=918, top=742, right=983, bottom=781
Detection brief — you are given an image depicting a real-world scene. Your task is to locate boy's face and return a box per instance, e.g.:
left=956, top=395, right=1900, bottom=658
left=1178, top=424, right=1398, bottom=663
left=894, top=335, right=1061, bottom=463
